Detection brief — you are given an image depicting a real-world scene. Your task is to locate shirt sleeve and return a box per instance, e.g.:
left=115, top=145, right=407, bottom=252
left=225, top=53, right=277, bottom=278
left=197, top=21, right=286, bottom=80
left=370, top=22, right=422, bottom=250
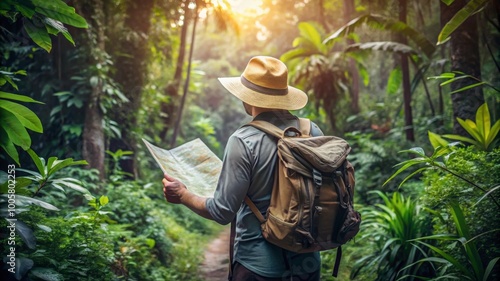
left=206, top=134, right=252, bottom=225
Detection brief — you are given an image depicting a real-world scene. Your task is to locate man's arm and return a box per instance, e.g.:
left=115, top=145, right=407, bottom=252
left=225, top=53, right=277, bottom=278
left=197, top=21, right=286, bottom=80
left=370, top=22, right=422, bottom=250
left=162, top=173, right=213, bottom=220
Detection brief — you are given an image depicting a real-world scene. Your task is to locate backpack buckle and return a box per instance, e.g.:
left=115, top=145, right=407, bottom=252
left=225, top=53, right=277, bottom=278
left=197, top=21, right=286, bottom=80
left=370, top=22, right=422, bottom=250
left=313, top=169, right=322, bottom=186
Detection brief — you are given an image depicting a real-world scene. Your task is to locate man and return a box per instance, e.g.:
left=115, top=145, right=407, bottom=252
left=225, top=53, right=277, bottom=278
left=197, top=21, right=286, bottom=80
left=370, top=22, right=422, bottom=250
left=163, top=56, right=323, bottom=280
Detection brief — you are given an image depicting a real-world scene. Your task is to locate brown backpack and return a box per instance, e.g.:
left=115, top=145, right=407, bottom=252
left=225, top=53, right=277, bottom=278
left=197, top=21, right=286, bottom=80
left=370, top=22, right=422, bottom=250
left=245, top=118, right=361, bottom=277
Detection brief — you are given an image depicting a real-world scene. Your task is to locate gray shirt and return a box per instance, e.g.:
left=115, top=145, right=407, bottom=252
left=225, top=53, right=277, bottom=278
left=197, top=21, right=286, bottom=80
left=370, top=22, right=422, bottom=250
left=206, top=110, right=323, bottom=278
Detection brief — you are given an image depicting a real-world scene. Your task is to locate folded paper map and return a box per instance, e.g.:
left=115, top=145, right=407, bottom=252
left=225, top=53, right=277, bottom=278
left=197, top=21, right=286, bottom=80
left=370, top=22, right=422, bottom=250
left=142, top=138, right=222, bottom=198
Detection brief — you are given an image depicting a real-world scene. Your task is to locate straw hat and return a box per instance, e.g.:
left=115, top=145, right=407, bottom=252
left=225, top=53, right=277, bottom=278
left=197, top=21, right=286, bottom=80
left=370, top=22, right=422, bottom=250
left=218, top=56, right=308, bottom=110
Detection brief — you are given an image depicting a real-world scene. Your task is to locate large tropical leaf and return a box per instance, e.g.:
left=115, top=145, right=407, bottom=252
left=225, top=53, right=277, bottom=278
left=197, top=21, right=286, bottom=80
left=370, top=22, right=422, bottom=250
left=438, top=0, right=490, bottom=44
left=324, top=14, right=435, bottom=58
left=345, top=41, right=419, bottom=56
left=0, top=92, right=44, bottom=104
left=23, top=18, right=52, bottom=52
left=0, top=99, right=43, bottom=133
left=31, top=0, right=88, bottom=28
left=0, top=110, right=31, bottom=150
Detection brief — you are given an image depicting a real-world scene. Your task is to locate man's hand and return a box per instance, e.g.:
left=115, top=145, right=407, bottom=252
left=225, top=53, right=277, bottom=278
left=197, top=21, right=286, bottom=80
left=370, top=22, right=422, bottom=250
left=162, top=173, right=187, bottom=204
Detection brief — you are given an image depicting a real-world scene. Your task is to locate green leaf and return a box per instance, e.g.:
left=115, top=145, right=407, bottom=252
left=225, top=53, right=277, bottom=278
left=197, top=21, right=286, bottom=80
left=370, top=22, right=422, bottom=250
left=0, top=99, right=43, bottom=133
left=449, top=202, right=484, bottom=277
left=43, top=18, right=75, bottom=45
left=298, top=22, right=324, bottom=52
left=438, top=75, right=468, bottom=86
left=486, top=120, right=500, bottom=149
left=14, top=3, right=36, bottom=19
left=0, top=92, right=44, bottom=104
left=427, top=72, right=456, bottom=80
left=15, top=220, right=36, bottom=249
left=27, top=149, right=46, bottom=176
left=441, top=0, right=455, bottom=6
left=30, top=267, right=64, bottom=281
left=280, top=47, right=319, bottom=62
left=475, top=103, right=490, bottom=143
left=0, top=126, right=19, bottom=165
left=398, top=167, right=428, bottom=188
left=9, top=194, right=59, bottom=211
left=37, top=224, right=52, bottom=232
left=399, top=147, right=426, bottom=157
left=346, top=42, right=420, bottom=58
left=438, top=0, right=489, bottom=44
left=449, top=82, right=486, bottom=94
left=387, top=67, right=402, bottom=95
left=145, top=238, right=156, bottom=248
left=415, top=240, right=470, bottom=276
left=32, top=0, right=88, bottom=28
left=23, top=18, right=52, bottom=52
left=383, top=159, right=425, bottom=186
left=99, top=195, right=109, bottom=206
left=0, top=110, right=31, bottom=150
left=457, top=118, right=482, bottom=143
left=428, top=131, right=449, bottom=149
left=13, top=257, right=34, bottom=281
left=442, top=134, right=478, bottom=146
left=52, top=178, right=89, bottom=194
left=484, top=257, right=500, bottom=281
left=324, top=14, right=435, bottom=58
left=47, top=158, right=87, bottom=177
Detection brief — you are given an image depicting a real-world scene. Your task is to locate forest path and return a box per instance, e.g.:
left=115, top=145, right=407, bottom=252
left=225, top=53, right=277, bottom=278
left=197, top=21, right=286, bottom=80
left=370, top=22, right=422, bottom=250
left=199, top=227, right=231, bottom=281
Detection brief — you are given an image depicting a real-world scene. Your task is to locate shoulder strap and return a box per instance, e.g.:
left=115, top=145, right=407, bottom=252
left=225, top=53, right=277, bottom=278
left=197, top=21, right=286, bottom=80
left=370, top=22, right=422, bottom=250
left=298, top=118, right=311, bottom=136
left=244, top=196, right=266, bottom=223
left=247, top=120, right=284, bottom=138
left=248, top=118, right=312, bottom=138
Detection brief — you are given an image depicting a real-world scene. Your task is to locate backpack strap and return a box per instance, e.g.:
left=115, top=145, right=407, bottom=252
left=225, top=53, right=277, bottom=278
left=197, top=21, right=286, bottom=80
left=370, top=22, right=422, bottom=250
left=248, top=118, right=312, bottom=138
left=247, top=120, right=284, bottom=138
left=298, top=118, right=311, bottom=136
left=244, top=196, right=266, bottom=223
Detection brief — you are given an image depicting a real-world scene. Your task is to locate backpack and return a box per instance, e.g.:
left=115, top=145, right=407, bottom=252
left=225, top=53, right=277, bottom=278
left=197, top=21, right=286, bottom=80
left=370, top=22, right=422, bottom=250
left=245, top=118, right=361, bottom=277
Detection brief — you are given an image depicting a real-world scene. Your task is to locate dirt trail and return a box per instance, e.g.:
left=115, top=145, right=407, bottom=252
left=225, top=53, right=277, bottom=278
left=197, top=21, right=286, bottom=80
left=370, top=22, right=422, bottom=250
left=199, top=227, right=231, bottom=281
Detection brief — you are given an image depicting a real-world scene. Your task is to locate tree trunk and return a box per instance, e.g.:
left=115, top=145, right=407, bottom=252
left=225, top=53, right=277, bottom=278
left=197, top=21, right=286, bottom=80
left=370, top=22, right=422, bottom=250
left=399, top=0, right=415, bottom=141
left=440, top=0, right=484, bottom=136
left=111, top=0, right=154, bottom=178
left=344, top=0, right=360, bottom=114
left=170, top=7, right=198, bottom=148
left=79, top=0, right=106, bottom=179
left=159, top=0, right=190, bottom=143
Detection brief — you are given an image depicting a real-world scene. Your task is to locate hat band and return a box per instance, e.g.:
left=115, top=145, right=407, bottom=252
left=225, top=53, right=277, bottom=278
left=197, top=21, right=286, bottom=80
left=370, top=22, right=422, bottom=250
left=241, top=76, right=288, bottom=96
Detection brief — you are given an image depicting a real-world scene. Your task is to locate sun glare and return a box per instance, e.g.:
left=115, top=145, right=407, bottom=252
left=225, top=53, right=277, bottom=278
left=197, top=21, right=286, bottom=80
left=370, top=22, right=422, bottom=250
left=226, top=0, right=263, bottom=15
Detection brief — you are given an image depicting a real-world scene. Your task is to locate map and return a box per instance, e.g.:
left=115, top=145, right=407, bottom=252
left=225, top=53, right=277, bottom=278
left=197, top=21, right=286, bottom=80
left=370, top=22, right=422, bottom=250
left=142, top=138, right=222, bottom=198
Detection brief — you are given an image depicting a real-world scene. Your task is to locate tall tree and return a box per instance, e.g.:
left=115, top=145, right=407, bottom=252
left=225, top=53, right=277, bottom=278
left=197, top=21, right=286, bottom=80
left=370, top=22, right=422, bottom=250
left=111, top=0, right=155, bottom=177
left=440, top=0, right=485, bottom=136
left=166, top=0, right=239, bottom=147
left=78, top=0, right=107, bottom=179
left=344, top=0, right=360, bottom=114
left=398, top=0, right=415, bottom=141
left=159, top=0, right=191, bottom=143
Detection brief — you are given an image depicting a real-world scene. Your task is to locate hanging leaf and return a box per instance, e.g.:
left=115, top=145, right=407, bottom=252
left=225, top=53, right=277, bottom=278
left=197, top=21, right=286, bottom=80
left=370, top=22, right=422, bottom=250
left=15, top=220, right=36, bottom=249
left=438, top=0, right=489, bottom=44
left=0, top=126, right=19, bottom=165
left=0, top=110, right=31, bottom=150
left=0, top=92, right=44, bottom=104
left=23, top=18, right=52, bottom=52
left=324, top=14, right=435, bottom=58
left=0, top=99, right=43, bottom=133
left=32, top=0, right=88, bottom=28
left=387, top=68, right=402, bottom=95
left=43, top=18, right=75, bottom=45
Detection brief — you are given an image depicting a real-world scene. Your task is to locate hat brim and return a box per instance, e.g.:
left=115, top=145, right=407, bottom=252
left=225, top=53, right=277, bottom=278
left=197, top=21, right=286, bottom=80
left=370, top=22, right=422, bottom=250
left=218, top=77, right=308, bottom=110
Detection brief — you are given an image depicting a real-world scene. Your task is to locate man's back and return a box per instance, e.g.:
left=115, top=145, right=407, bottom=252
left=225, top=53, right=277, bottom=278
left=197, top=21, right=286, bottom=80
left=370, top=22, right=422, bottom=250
left=206, top=110, right=323, bottom=279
